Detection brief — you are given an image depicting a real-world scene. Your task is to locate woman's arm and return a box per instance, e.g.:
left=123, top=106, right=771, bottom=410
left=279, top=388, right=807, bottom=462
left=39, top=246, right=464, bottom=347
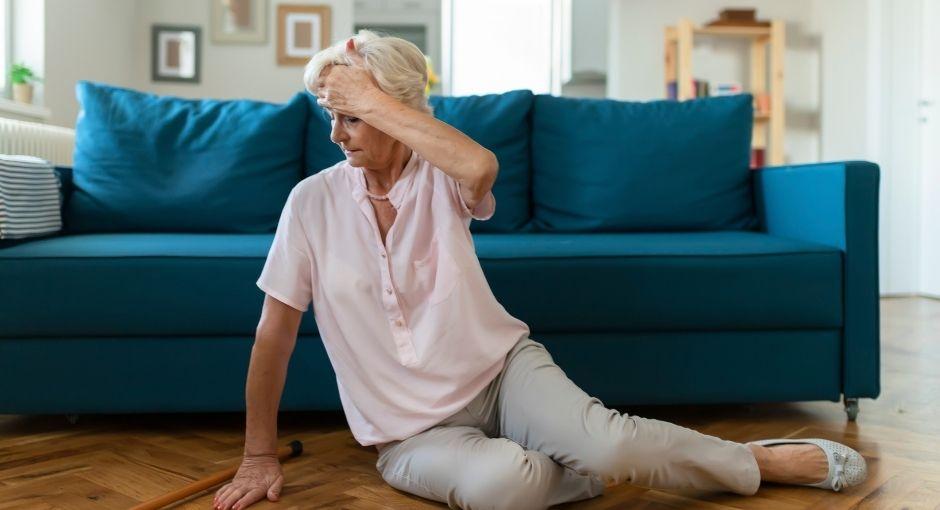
left=244, top=294, right=304, bottom=455
left=215, top=295, right=302, bottom=510
left=315, top=40, right=498, bottom=209
left=361, top=94, right=497, bottom=208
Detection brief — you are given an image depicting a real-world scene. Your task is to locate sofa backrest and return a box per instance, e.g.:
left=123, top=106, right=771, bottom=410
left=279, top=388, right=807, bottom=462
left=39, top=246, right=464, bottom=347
left=531, top=93, right=758, bottom=232
left=67, top=81, right=308, bottom=234
left=62, top=82, right=757, bottom=235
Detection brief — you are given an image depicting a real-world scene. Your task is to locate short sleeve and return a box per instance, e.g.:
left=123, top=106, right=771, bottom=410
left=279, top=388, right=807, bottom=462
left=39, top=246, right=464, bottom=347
left=256, top=186, right=314, bottom=312
left=444, top=171, right=496, bottom=221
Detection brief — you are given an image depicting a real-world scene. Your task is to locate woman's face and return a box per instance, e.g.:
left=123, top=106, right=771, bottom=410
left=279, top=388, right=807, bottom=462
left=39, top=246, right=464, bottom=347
left=326, top=108, right=399, bottom=170
left=318, top=62, right=399, bottom=170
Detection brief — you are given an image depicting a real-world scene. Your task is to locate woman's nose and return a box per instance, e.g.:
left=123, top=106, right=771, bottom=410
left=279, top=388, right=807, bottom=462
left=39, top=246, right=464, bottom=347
left=330, top=123, right=346, bottom=144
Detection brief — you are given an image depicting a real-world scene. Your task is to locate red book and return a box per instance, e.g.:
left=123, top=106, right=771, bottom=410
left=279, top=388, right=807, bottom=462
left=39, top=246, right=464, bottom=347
left=750, top=148, right=765, bottom=169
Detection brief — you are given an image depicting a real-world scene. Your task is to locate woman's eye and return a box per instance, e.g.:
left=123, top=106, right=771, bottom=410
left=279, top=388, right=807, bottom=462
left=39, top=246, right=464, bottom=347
left=347, top=117, right=359, bottom=123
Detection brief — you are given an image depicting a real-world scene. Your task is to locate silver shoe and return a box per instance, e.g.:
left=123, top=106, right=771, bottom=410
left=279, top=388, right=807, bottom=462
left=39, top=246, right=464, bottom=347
left=749, top=438, right=868, bottom=491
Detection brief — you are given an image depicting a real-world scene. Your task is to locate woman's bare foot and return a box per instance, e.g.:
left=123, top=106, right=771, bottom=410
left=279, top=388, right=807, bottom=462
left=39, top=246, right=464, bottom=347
left=748, top=443, right=829, bottom=485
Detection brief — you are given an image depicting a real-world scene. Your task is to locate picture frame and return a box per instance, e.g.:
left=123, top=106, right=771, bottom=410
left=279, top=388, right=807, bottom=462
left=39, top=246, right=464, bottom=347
left=151, top=25, right=202, bottom=83
left=277, top=4, right=331, bottom=66
left=211, top=0, right=267, bottom=44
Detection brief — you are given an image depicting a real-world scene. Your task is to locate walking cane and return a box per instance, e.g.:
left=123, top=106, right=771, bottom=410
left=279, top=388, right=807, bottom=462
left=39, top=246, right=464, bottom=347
left=130, top=440, right=304, bottom=510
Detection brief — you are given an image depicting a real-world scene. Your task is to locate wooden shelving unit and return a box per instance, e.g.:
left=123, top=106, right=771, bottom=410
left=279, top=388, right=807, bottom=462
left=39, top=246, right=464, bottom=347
left=664, top=18, right=786, bottom=166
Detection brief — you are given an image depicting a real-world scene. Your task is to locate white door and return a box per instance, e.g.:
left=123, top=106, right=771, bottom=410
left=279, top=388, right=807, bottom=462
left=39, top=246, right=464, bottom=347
left=920, top=0, right=940, bottom=297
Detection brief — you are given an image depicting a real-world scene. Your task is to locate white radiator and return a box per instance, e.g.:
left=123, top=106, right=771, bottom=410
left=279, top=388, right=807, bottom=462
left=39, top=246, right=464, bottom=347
left=0, top=118, right=76, bottom=167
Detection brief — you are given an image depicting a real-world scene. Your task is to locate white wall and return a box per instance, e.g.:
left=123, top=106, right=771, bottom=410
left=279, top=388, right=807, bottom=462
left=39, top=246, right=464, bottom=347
left=607, top=0, right=821, bottom=164
left=40, top=0, right=353, bottom=128
left=43, top=0, right=138, bottom=127
left=134, top=0, right=352, bottom=102
left=571, top=0, right=607, bottom=75
left=810, top=0, right=873, bottom=161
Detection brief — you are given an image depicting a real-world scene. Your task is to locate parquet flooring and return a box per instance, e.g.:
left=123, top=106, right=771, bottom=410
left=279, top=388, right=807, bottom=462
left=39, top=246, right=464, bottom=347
left=1, top=297, right=938, bottom=509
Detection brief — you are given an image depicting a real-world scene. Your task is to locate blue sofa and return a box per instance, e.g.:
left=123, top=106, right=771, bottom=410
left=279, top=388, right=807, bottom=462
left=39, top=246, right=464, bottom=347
left=0, top=81, right=880, bottom=421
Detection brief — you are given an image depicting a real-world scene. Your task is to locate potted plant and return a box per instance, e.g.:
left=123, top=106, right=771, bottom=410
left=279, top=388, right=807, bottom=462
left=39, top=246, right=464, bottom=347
left=11, top=63, right=42, bottom=104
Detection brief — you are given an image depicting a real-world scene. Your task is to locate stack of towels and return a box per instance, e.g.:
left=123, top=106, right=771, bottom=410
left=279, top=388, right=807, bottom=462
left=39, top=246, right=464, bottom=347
left=0, top=155, right=62, bottom=240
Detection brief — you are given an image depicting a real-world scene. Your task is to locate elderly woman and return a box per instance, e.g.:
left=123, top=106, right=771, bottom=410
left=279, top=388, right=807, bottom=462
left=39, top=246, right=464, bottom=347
left=213, top=31, right=867, bottom=510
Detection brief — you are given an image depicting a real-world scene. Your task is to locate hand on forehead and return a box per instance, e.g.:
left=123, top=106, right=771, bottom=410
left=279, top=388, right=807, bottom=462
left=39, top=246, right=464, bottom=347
left=317, top=42, right=381, bottom=98
left=317, top=38, right=368, bottom=88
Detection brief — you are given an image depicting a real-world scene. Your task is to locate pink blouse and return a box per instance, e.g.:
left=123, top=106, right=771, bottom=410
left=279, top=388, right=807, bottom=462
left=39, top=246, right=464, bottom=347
left=256, top=149, right=531, bottom=446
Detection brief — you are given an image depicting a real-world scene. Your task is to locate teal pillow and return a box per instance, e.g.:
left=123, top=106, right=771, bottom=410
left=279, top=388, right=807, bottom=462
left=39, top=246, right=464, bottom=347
left=304, top=90, right=534, bottom=232
left=429, top=90, right=533, bottom=232
left=67, top=81, right=307, bottom=233
left=532, top=94, right=758, bottom=232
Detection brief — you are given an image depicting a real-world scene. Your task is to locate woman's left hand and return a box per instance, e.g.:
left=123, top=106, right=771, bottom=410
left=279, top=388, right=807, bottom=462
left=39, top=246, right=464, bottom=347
left=316, top=39, right=386, bottom=118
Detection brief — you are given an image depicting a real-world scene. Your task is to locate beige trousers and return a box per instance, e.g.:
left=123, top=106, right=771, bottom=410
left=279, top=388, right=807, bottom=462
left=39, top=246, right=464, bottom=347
left=375, top=336, right=761, bottom=509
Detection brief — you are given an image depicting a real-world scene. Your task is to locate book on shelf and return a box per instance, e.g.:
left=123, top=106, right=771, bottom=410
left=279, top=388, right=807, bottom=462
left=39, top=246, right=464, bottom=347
left=667, top=79, right=710, bottom=100
left=667, top=80, right=743, bottom=99
left=667, top=80, right=772, bottom=116
left=750, top=147, right=765, bottom=169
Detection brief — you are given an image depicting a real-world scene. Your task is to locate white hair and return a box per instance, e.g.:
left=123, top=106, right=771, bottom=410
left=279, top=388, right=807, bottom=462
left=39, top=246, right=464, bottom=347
left=303, top=29, right=432, bottom=115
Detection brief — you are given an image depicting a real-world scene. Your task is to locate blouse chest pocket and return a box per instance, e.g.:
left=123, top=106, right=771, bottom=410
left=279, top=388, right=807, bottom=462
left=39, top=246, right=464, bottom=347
left=411, top=238, right=463, bottom=307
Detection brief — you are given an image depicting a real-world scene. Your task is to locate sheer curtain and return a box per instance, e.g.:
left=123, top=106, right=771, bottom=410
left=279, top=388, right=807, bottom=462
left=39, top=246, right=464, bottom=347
left=442, top=0, right=569, bottom=96
left=0, top=0, right=8, bottom=95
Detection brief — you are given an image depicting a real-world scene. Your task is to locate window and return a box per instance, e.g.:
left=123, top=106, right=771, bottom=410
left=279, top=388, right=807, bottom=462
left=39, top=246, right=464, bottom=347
left=444, top=0, right=569, bottom=96
left=0, top=0, right=8, bottom=95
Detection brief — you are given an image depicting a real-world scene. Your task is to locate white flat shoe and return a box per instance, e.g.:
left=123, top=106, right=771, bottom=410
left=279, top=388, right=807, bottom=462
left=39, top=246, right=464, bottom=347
left=749, top=438, right=868, bottom=492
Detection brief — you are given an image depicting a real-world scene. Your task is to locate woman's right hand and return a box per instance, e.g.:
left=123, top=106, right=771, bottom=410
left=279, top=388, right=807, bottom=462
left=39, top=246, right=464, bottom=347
left=213, top=454, right=285, bottom=510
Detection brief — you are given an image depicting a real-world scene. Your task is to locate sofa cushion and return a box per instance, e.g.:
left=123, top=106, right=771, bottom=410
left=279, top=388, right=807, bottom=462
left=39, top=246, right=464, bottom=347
left=531, top=94, right=758, bottom=232
left=427, top=90, right=533, bottom=232
left=0, top=231, right=840, bottom=337
left=0, top=233, right=319, bottom=337
left=304, top=90, right=534, bottom=232
left=66, top=81, right=307, bottom=233
left=473, top=230, right=842, bottom=332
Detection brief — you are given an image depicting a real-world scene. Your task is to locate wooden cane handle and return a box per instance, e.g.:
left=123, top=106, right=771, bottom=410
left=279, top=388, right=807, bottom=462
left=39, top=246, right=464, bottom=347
left=129, top=440, right=303, bottom=510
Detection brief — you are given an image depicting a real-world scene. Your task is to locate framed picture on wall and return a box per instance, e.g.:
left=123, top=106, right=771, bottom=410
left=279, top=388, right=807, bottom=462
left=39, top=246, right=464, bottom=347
left=211, top=0, right=267, bottom=44
left=151, top=25, right=202, bottom=83
left=277, top=4, right=331, bottom=66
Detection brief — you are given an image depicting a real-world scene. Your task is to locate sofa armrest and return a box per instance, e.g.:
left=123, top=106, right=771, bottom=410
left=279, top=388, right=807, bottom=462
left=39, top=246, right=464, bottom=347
left=752, top=160, right=880, bottom=399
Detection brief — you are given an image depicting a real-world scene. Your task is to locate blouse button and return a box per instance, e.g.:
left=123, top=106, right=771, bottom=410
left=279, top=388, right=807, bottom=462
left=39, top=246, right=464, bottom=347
left=395, top=319, right=403, bottom=327
left=386, top=287, right=393, bottom=294
left=380, top=252, right=387, bottom=258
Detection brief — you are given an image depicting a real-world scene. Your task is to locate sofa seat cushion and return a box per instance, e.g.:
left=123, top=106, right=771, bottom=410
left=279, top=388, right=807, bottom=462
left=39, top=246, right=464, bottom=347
left=473, top=230, right=842, bottom=332
left=0, top=233, right=320, bottom=337
left=0, top=231, right=842, bottom=337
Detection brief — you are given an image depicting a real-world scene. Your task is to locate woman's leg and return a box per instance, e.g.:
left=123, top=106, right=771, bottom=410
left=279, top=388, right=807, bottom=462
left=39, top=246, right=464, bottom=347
left=375, top=423, right=605, bottom=510
left=489, top=337, right=763, bottom=495
left=748, top=443, right=830, bottom=485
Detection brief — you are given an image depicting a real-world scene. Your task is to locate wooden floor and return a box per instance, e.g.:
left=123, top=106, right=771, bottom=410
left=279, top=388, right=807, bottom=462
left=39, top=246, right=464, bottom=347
left=2, top=297, right=938, bottom=509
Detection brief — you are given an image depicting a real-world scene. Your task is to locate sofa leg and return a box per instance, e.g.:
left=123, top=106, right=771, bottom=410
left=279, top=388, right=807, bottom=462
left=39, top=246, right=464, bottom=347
left=843, top=397, right=859, bottom=421
left=65, top=414, right=80, bottom=425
